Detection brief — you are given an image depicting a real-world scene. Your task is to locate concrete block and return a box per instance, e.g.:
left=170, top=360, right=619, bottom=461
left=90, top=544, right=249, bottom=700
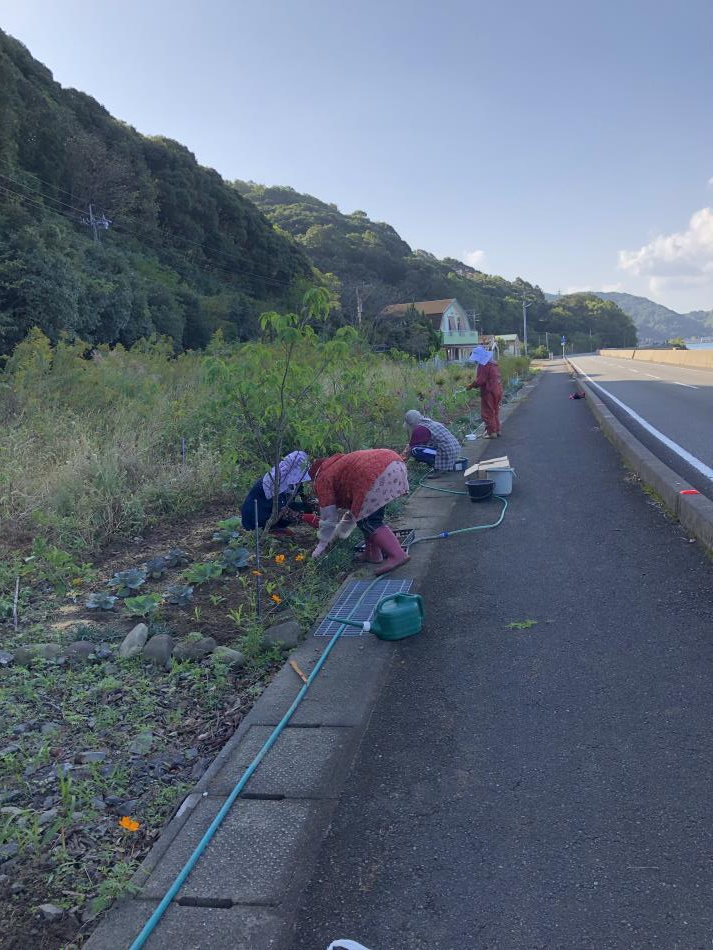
left=678, top=493, right=713, bottom=553
left=248, top=637, right=393, bottom=727
left=636, top=454, right=689, bottom=514
left=85, top=898, right=286, bottom=950
left=140, top=798, right=319, bottom=904
left=207, top=725, right=355, bottom=798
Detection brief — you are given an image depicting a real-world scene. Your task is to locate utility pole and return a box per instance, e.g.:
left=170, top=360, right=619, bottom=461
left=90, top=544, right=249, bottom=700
left=521, top=289, right=532, bottom=354
left=88, top=203, right=98, bottom=243
left=355, top=286, right=363, bottom=326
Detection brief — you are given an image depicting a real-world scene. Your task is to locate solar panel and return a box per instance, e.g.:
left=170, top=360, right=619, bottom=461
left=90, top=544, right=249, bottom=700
left=313, top=578, right=413, bottom=637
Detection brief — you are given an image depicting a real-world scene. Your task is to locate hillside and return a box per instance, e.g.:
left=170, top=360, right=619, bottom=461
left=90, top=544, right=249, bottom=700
left=234, top=182, right=637, bottom=349
left=0, top=31, right=312, bottom=354
left=591, top=292, right=712, bottom=342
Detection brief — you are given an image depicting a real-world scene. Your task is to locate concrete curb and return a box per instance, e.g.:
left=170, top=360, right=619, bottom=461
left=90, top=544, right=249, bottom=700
left=86, top=374, right=540, bottom=950
left=567, top=360, right=713, bottom=554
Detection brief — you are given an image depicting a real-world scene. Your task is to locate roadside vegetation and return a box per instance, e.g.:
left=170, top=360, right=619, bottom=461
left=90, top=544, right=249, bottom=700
left=0, top=295, right=529, bottom=949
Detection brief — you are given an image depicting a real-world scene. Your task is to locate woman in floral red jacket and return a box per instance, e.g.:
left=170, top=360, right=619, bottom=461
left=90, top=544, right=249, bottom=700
left=308, top=449, right=409, bottom=575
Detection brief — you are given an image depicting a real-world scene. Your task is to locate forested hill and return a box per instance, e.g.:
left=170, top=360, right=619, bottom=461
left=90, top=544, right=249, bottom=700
left=591, top=292, right=713, bottom=342
left=234, top=181, right=637, bottom=350
left=0, top=31, right=312, bottom=354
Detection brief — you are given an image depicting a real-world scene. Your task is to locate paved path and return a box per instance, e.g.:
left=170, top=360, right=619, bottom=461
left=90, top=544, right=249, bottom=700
left=292, top=366, right=713, bottom=950
left=570, top=354, right=713, bottom=498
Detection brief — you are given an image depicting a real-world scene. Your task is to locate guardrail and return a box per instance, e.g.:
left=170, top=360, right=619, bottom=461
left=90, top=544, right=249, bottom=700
left=600, top=348, right=713, bottom=370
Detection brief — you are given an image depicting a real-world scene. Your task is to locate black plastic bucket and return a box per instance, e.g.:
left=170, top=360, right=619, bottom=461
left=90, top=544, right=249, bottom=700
left=465, top=478, right=494, bottom=502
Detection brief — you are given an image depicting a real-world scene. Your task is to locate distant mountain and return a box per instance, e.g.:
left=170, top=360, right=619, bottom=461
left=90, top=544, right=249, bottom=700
left=545, top=291, right=712, bottom=342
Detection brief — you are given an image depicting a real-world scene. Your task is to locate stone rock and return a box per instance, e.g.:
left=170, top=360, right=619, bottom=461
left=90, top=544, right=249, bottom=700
left=94, top=642, right=114, bottom=660
left=118, top=623, right=149, bottom=659
left=40, top=722, right=61, bottom=737
left=262, top=619, right=301, bottom=649
left=66, top=641, right=97, bottom=660
left=142, top=634, right=174, bottom=668
left=76, top=750, right=107, bottom=765
left=212, top=646, right=246, bottom=669
left=0, top=874, right=8, bottom=886
left=127, top=732, right=154, bottom=756
left=14, top=643, right=65, bottom=666
left=0, top=842, right=18, bottom=864
left=0, top=650, right=13, bottom=667
left=173, top=636, right=217, bottom=661
left=38, top=903, right=64, bottom=923
left=38, top=808, right=58, bottom=827
left=10, top=882, right=25, bottom=894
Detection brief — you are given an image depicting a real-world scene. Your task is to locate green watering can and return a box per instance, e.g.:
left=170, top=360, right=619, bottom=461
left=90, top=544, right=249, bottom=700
left=328, top=593, right=424, bottom=641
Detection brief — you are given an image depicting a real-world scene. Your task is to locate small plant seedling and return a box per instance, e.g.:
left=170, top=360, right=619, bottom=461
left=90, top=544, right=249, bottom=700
left=208, top=594, right=225, bottom=606
left=218, top=547, right=250, bottom=573
left=164, top=584, right=194, bottom=606
left=108, top=568, right=147, bottom=597
left=216, top=517, right=242, bottom=532
left=212, top=528, right=241, bottom=543
left=212, top=516, right=244, bottom=544
left=144, top=556, right=168, bottom=579
left=123, top=593, right=163, bottom=618
left=165, top=548, right=190, bottom=568
left=506, top=619, right=537, bottom=630
left=85, top=592, right=118, bottom=611
left=184, top=562, right=223, bottom=585
left=192, top=606, right=202, bottom=623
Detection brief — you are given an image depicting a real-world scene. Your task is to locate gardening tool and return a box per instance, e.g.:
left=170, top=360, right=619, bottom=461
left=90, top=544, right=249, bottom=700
left=328, top=592, right=424, bottom=641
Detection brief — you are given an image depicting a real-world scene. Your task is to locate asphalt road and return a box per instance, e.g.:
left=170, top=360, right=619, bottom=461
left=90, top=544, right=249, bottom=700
left=569, top=354, right=713, bottom=499
left=291, top=366, right=713, bottom=950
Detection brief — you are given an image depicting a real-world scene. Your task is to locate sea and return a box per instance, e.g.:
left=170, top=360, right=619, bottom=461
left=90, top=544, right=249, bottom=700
left=685, top=342, right=713, bottom=350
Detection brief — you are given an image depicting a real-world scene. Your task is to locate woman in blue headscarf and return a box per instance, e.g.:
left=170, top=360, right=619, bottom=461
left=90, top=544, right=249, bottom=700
left=240, top=451, right=318, bottom=535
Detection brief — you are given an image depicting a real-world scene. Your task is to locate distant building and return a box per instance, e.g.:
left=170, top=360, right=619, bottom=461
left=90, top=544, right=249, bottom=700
left=379, top=297, right=479, bottom=360
left=479, top=333, right=522, bottom=356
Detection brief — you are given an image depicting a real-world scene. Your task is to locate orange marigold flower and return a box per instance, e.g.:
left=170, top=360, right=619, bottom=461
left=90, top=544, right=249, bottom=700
left=119, top=816, right=140, bottom=832
left=270, top=594, right=282, bottom=605
left=295, top=554, right=305, bottom=561
left=274, top=554, right=286, bottom=563
left=252, top=570, right=262, bottom=576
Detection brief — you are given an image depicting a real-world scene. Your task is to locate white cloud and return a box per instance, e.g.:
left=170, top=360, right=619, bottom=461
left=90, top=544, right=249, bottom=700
left=463, top=249, right=486, bottom=268
left=619, top=207, right=713, bottom=286
left=566, top=285, right=593, bottom=294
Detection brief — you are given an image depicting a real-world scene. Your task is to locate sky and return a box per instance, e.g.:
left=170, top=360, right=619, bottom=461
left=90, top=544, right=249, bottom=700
left=1, top=0, right=712, bottom=313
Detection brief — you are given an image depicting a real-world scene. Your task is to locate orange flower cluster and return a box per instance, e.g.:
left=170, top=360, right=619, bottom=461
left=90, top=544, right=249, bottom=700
left=119, top=816, right=140, bottom=832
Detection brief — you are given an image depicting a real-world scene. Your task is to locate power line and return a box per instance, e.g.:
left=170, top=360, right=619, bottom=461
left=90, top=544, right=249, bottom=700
left=0, top=160, right=306, bottom=282
left=0, top=179, right=300, bottom=290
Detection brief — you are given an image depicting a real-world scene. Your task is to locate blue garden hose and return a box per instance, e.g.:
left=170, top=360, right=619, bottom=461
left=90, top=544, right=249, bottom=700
left=127, top=576, right=385, bottom=950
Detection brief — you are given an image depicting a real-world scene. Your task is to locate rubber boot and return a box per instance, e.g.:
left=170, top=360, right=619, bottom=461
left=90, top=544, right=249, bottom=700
left=371, top=526, right=410, bottom=576
left=356, top=535, right=383, bottom=564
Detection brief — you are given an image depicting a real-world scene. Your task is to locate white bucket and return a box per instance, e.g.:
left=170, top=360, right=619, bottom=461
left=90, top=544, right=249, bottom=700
left=480, top=466, right=514, bottom=495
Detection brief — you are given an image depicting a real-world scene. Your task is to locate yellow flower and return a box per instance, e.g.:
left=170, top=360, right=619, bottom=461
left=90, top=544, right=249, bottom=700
left=294, top=554, right=305, bottom=561
left=252, top=570, right=262, bottom=576
left=119, top=816, right=140, bottom=832
left=270, top=594, right=282, bottom=605
left=274, top=554, right=286, bottom=564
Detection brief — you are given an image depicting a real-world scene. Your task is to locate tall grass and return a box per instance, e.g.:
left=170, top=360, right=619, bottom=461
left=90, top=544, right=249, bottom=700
left=0, top=329, right=528, bottom=551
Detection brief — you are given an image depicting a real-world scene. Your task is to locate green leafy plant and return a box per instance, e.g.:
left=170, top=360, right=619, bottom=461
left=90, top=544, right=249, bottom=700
left=123, top=593, right=163, bottom=617
left=24, top=538, right=95, bottom=594
left=216, top=516, right=242, bottom=532
left=85, top=592, right=118, bottom=611
left=164, top=584, right=194, bottom=606
left=506, top=619, right=537, bottom=630
left=108, top=568, right=147, bottom=597
left=144, top=556, right=168, bottom=579
left=218, top=546, right=250, bottom=572
left=165, top=549, right=191, bottom=568
left=184, top=562, right=223, bottom=585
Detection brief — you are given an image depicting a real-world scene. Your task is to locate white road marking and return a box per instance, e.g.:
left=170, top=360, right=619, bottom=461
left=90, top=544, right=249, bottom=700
left=644, top=373, right=661, bottom=379
left=673, top=381, right=699, bottom=389
left=570, top=360, right=713, bottom=483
